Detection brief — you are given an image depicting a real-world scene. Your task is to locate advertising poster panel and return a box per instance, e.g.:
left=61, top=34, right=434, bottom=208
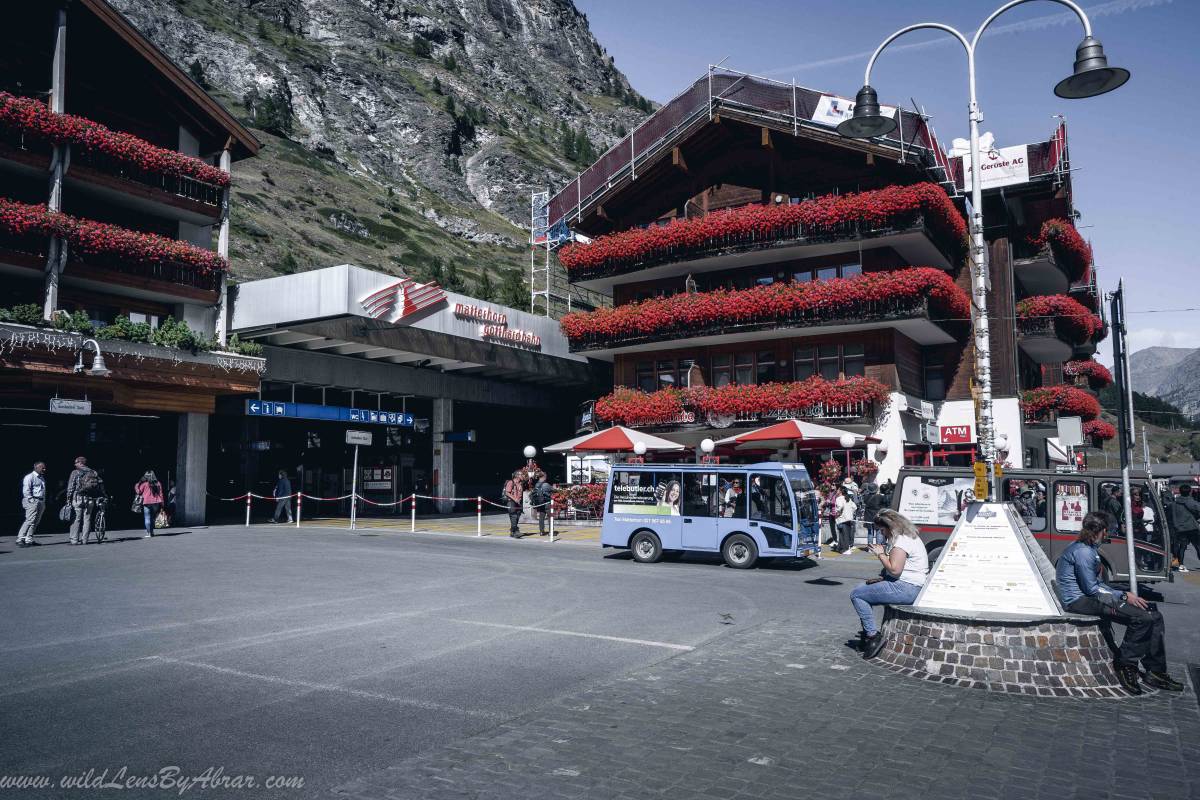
left=898, top=476, right=978, bottom=526
left=610, top=471, right=683, bottom=516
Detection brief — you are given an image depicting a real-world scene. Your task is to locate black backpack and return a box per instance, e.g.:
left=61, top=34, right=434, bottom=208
left=78, top=469, right=102, bottom=497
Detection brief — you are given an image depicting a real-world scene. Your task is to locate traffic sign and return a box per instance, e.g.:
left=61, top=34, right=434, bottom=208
left=972, top=461, right=987, bottom=478
left=245, top=400, right=413, bottom=427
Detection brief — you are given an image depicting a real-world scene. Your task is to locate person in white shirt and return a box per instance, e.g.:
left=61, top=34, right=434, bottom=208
left=17, top=462, right=46, bottom=547
left=834, top=485, right=858, bottom=553
left=849, top=508, right=929, bottom=659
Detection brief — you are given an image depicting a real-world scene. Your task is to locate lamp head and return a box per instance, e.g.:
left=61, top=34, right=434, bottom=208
left=874, top=440, right=889, bottom=456
left=836, top=85, right=897, bottom=139
left=839, top=433, right=857, bottom=449
left=633, top=441, right=647, bottom=456
left=523, top=445, right=536, bottom=459
left=700, top=438, right=715, bottom=454
left=996, top=434, right=1009, bottom=452
left=1054, top=36, right=1130, bottom=99
left=87, top=352, right=111, bottom=378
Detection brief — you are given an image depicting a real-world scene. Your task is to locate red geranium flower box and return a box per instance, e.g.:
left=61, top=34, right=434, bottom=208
left=1016, top=295, right=1103, bottom=346
left=1083, top=419, right=1116, bottom=443
left=1063, top=359, right=1113, bottom=390
left=1022, top=385, right=1101, bottom=423
left=1029, top=218, right=1090, bottom=282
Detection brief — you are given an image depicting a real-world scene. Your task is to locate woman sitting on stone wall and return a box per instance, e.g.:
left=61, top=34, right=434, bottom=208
left=848, top=509, right=929, bottom=660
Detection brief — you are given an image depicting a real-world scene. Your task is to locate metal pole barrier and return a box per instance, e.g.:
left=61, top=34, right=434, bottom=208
left=549, top=506, right=555, bottom=543
left=244, top=494, right=251, bottom=528
left=350, top=443, right=359, bottom=531
left=476, top=496, right=482, bottom=537
left=410, top=494, right=416, bottom=533
left=296, top=493, right=302, bottom=529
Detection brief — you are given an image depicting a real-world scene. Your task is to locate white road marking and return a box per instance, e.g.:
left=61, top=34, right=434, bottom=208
left=446, top=619, right=695, bottom=651
left=144, top=656, right=501, bottom=720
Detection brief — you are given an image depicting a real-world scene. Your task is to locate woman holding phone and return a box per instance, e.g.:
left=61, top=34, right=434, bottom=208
left=848, top=509, right=929, bottom=659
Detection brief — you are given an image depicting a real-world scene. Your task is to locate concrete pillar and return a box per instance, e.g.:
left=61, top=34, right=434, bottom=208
left=176, top=413, right=210, bottom=525
left=215, top=145, right=232, bottom=346
left=432, top=398, right=453, bottom=514
left=43, top=7, right=68, bottom=322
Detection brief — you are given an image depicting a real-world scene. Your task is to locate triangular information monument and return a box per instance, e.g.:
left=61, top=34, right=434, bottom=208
left=914, top=502, right=1065, bottom=617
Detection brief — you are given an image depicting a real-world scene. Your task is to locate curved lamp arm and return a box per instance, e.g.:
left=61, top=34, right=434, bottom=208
left=863, top=22, right=972, bottom=89
left=973, top=0, right=1092, bottom=48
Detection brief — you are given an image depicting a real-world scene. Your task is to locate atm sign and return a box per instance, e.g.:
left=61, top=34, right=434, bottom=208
left=940, top=425, right=973, bottom=444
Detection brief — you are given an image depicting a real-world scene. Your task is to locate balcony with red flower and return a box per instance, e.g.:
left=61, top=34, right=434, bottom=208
left=559, top=183, right=968, bottom=294
left=1063, top=359, right=1113, bottom=393
left=1011, top=218, right=1092, bottom=297
left=561, top=267, right=970, bottom=358
left=1015, top=295, right=1103, bottom=364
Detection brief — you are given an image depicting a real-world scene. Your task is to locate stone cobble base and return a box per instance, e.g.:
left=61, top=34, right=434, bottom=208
left=876, top=605, right=1132, bottom=698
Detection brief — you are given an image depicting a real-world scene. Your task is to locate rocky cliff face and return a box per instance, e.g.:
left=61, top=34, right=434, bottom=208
left=1134, top=347, right=1200, bottom=420
left=109, top=0, right=648, bottom=291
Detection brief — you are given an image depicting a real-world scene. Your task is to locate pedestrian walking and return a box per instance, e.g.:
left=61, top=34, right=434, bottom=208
left=503, top=471, right=524, bottom=538
left=849, top=509, right=929, bottom=659
left=272, top=470, right=294, bottom=523
left=1169, top=484, right=1200, bottom=572
left=861, top=481, right=885, bottom=547
left=66, top=456, right=105, bottom=545
left=835, top=485, right=858, bottom=553
left=1057, top=511, right=1184, bottom=695
left=134, top=471, right=164, bottom=539
left=16, top=461, right=46, bottom=547
left=533, top=478, right=553, bottom=535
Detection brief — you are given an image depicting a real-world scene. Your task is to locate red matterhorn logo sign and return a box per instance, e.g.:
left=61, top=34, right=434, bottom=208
left=361, top=279, right=447, bottom=322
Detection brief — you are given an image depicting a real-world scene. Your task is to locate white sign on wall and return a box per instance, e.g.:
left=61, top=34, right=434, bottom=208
left=961, top=144, right=1030, bottom=191
left=811, top=94, right=898, bottom=129
left=915, top=502, right=1062, bottom=616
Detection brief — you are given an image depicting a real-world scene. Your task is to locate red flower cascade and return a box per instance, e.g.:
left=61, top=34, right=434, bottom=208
left=1016, top=295, right=1103, bottom=345
left=1029, top=218, right=1091, bottom=281
left=561, top=267, right=969, bottom=347
left=595, top=377, right=891, bottom=426
left=0, top=91, right=230, bottom=188
left=1063, top=359, right=1113, bottom=389
left=1083, top=420, right=1116, bottom=442
left=558, top=182, right=967, bottom=278
left=1021, top=386, right=1101, bottom=422
left=0, top=198, right=228, bottom=275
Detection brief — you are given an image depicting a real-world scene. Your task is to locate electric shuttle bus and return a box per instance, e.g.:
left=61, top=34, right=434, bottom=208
left=600, top=462, right=821, bottom=568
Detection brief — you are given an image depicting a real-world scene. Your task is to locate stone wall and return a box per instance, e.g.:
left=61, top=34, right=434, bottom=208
left=876, top=605, right=1131, bottom=698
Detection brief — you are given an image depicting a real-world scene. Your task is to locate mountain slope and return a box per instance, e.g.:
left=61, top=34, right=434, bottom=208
left=1150, top=349, right=1200, bottom=419
left=109, top=0, right=649, bottom=294
left=1128, top=346, right=1195, bottom=397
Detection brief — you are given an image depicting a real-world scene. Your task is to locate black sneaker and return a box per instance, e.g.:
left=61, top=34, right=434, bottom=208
left=1144, top=671, right=1184, bottom=692
left=863, top=632, right=886, bottom=660
left=1115, top=662, right=1143, bottom=695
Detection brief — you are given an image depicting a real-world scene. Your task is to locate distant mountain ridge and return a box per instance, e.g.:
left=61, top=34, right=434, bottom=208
left=1129, top=346, right=1200, bottom=420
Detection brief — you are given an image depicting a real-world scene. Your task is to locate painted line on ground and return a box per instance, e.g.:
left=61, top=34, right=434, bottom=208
left=144, top=656, right=503, bottom=720
left=445, top=619, right=695, bottom=651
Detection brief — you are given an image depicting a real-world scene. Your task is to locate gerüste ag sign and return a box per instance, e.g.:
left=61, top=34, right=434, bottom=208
left=961, top=144, right=1029, bottom=191
left=454, top=303, right=541, bottom=349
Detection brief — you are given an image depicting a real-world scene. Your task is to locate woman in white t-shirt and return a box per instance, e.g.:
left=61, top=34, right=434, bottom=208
left=849, top=508, right=929, bottom=659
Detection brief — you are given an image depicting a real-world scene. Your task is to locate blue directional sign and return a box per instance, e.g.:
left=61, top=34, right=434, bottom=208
left=245, top=400, right=413, bottom=427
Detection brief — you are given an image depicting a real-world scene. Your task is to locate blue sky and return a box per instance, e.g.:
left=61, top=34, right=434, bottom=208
left=575, top=0, right=1198, bottom=364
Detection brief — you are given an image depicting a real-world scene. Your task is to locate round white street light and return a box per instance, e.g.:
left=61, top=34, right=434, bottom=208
left=633, top=441, right=647, bottom=456
left=839, top=433, right=857, bottom=449
left=523, top=445, right=536, bottom=459
left=700, top=438, right=716, bottom=454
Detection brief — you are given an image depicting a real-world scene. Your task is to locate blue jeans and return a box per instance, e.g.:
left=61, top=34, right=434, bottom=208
left=865, top=522, right=882, bottom=546
left=850, top=578, right=921, bottom=635
left=142, top=503, right=161, bottom=534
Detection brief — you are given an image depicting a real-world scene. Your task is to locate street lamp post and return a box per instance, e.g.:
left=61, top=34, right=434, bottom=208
left=837, top=0, right=1128, bottom=500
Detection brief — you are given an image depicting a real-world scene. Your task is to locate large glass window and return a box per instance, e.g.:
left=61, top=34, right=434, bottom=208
left=734, top=353, right=754, bottom=386
left=718, top=472, right=748, bottom=518
left=924, top=350, right=946, bottom=401
left=816, top=266, right=839, bottom=282
left=681, top=472, right=720, bottom=517
left=794, top=346, right=816, bottom=380
left=636, top=362, right=655, bottom=393
left=843, top=343, right=866, bottom=378
left=749, top=473, right=793, bottom=527
left=657, top=360, right=677, bottom=389
left=1005, top=478, right=1048, bottom=532
left=756, top=350, right=777, bottom=384
left=712, top=355, right=732, bottom=388
left=818, top=345, right=841, bottom=380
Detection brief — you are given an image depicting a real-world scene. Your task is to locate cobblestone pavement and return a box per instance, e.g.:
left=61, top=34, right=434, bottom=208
left=335, top=619, right=1200, bottom=800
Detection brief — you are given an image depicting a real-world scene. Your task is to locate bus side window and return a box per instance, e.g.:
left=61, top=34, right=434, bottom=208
left=1004, top=478, right=1047, bottom=532
left=749, top=473, right=792, bottom=528
left=682, top=472, right=719, bottom=517
left=718, top=472, right=747, bottom=518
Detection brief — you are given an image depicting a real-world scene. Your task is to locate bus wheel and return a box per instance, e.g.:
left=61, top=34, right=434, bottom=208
left=630, top=530, right=662, bottom=564
left=722, top=534, right=758, bottom=569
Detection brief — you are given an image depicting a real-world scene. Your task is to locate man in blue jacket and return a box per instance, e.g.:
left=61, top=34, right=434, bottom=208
left=1056, top=511, right=1183, bottom=695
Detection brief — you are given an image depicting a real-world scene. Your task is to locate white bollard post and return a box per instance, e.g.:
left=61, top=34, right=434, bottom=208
left=476, top=496, right=482, bottom=537
left=244, top=494, right=251, bottom=528
left=349, top=444, right=359, bottom=532
left=296, top=493, right=302, bottom=529
left=410, top=494, right=416, bottom=532
left=549, top=508, right=555, bottom=543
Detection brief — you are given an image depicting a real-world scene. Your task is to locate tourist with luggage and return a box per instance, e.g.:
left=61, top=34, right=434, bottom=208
left=1056, top=511, right=1183, bottom=695
left=134, top=471, right=164, bottom=539
left=67, top=456, right=105, bottom=545
left=16, top=461, right=46, bottom=547
left=849, top=509, right=930, bottom=659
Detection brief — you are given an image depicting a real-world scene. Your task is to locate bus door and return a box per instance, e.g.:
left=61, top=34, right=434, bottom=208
left=748, top=471, right=799, bottom=555
left=680, top=471, right=720, bottom=550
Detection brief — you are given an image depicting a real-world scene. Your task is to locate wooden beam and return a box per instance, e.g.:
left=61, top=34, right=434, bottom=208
left=671, top=146, right=688, bottom=173
left=595, top=205, right=611, bottom=222
left=761, top=127, right=773, bottom=150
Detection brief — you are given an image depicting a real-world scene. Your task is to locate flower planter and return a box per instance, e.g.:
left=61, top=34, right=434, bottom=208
left=1022, top=386, right=1101, bottom=424
left=558, top=183, right=968, bottom=281
left=1064, top=359, right=1113, bottom=391
left=1028, top=219, right=1090, bottom=282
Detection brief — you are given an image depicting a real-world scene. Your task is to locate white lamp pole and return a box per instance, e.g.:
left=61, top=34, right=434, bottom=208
left=838, top=0, right=1128, bottom=501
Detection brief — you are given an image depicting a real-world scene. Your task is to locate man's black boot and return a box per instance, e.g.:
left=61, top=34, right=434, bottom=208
left=1144, top=671, right=1184, bottom=692
left=1115, top=662, right=1143, bottom=695
left=862, top=632, right=886, bottom=660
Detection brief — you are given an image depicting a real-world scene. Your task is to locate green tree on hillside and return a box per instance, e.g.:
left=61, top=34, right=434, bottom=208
left=474, top=270, right=497, bottom=301
left=498, top=268, right=528, bottom=309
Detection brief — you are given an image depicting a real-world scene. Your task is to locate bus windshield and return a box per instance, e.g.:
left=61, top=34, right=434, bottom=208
left=784, top=464, right=814, bottom=494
